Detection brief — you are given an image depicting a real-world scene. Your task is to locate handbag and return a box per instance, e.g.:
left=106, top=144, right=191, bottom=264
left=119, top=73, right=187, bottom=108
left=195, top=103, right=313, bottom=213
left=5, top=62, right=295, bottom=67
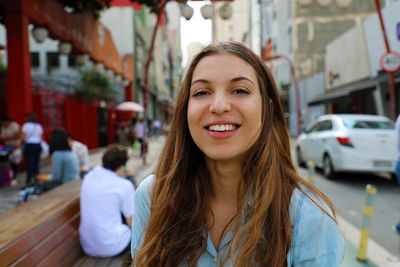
left=40, top=141, right=49, bottom=159
left=9, top=147, right=22, bottom=164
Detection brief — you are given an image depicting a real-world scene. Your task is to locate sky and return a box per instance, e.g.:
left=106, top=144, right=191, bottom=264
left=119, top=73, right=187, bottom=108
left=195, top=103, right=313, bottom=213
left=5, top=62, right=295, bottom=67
left=180, top=2, right=212, bottom=66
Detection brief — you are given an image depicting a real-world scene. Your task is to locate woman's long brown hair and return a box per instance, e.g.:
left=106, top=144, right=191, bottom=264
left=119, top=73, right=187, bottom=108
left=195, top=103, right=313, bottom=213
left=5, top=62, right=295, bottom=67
left=133, top=42, right=336, bottom=266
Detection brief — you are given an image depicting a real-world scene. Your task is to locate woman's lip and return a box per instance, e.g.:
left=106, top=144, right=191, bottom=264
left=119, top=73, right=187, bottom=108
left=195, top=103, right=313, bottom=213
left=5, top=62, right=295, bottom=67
left=204, top=127, right=238, bottom=139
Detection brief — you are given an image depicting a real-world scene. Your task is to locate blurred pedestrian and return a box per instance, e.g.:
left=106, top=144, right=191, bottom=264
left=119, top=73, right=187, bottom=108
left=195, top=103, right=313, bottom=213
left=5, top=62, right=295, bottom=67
left=152, top=119, right=161, bottom=136
left=393, top=114, right=400, bottom=234
left=79, top=144, right=135, bottom=258
left=131, top=42, right=343, bottom=266
left=0, top=115, right=22, bottom=181
left=395, top=113, right=400, bottom=185
left=67, top=133, right=90, bottom=178
left=134, top=117, right=147, bottom=156
left=21, top=113, right=43, bottom=185
left=45, top=128, right=79, bottom=188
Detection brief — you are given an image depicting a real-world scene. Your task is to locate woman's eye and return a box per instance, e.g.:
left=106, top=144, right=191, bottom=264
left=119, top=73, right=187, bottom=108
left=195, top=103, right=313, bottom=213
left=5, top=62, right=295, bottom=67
left=193, top=90, right=209, bottom=97
left=233, top=88, right=250, bottom=95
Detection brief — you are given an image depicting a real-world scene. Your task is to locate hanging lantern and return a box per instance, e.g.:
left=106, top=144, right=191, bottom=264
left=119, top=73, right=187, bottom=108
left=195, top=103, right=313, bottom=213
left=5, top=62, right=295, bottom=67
left=181, top=4, right=194, bottom=20
left=32, top=26, right=48, bottom=43
left=123, top=79, right=130, bottom=87
left=316, top=0, right=333, bottom=7
left=200, top=4, right=213, bottom=19
left=94, top=62, right=104, bottom=73
left=219, top=3, right=232, bottom=20
left=115, top=75, right=122, bottom=84
left=106, top=69, right=114, bottom=79
left=335, top=0, right=352, bottom=8
left=58, top=42, right=72, bottom=55
left=76, top=54, right=88, bottom=66
left=298, top=0, right=313, bottom=6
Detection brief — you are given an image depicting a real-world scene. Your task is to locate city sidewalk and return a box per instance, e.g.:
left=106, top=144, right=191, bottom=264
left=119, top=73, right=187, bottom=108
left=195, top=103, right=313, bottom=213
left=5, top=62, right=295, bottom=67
left=0, top=135, right=166, bottom=213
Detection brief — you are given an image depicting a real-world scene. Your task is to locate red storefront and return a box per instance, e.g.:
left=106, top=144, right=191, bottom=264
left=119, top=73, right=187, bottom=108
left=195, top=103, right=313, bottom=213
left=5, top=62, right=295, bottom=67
left=1, top=0, right=137, bottom=148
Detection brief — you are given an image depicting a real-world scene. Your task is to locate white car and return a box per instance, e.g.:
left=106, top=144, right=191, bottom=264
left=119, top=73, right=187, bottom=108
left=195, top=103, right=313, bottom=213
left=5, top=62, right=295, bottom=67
left=295, top=114, right=398, bottom=179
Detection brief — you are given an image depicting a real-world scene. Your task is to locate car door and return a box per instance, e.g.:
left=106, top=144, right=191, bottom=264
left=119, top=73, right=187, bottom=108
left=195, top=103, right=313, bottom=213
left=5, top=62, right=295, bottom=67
left=303, top=121, right=324, bottom=163
left=312, top=120, right=333, bottom=166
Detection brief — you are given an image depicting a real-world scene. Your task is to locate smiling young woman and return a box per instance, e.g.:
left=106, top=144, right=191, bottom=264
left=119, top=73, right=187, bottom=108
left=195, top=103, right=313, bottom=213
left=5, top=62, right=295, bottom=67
left=131, top=42, right=344, bottom=266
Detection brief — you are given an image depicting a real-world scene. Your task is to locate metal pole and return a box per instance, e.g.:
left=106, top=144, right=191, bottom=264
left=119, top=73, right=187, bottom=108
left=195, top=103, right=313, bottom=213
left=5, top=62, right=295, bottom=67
left=143, top=2, right=167, bottom=116
left=357, top=184, right=377, bottom=262
left=374, top=0, right=397, bottom=120
left=266, top=55, right=302, bottom=136
left=307, top=161, right=316, bottom=184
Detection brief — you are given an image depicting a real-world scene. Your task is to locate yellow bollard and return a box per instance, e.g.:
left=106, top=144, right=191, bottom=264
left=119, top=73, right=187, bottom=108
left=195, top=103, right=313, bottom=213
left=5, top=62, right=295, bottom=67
left=307, top=161, right=316, bottom=184
left=357, top=184, right=377, bottom=262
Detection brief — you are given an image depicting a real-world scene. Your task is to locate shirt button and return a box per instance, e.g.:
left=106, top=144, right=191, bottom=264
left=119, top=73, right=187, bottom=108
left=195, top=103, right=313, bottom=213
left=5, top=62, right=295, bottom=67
left=214, top=257, right=217, bottom=262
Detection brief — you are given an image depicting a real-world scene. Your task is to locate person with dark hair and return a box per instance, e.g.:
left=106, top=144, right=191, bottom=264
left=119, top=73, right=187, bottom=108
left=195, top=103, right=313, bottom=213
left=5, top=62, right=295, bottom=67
left=131, top=42, right=343, bottom=266
left=21, top=112, right=43, bottom=184
left=79, top=144, right=135, bottom=257
left=0, top=115, right=22, bottom=181
left=67, top=133, right=90, bottom=178
left=48, top=128, right=79, bottom=185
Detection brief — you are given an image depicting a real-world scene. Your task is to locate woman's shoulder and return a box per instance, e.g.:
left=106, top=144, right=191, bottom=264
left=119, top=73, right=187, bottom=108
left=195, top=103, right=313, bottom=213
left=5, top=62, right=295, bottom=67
left=288, top=187, right=344, bottom=265
left=289, top=186, right=332, bottom=221
left=136, top=174, right=155, bottom=199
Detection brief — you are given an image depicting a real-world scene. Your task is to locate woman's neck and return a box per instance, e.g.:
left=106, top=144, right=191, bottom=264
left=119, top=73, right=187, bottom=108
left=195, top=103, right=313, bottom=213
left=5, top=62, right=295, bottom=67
left=205, top=158, right=242, bottom=203
left=205, top=157, right=242, bottom=249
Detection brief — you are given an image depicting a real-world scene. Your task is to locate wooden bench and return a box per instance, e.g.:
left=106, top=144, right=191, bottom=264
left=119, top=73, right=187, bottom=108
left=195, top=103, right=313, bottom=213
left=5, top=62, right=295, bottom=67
left=0, top=179, right=82, bottom=266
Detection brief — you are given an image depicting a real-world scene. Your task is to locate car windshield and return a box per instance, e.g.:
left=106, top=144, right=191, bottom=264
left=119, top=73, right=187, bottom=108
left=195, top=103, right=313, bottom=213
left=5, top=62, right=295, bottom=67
left=343, top=119, right=394, bottom=129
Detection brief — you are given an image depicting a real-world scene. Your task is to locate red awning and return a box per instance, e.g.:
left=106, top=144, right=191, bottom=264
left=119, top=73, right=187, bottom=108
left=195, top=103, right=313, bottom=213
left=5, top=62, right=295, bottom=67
left=122, top=54, right=134, bottom=82
left=3, top=0, right=124, bottom=75
left=111, top=0, right=142, bottom=11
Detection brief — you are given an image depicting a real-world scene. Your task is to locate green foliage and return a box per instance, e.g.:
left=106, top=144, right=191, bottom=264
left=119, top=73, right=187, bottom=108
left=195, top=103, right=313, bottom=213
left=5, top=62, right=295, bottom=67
left=131, top=0, right=172, bottom=14
left=280, top=81, right=291, bottom=90
left=0, top=61, right=6, bottom=73
left=57, top=0, right=112, bottom=18
left=76, top=69, right=117, bottom=102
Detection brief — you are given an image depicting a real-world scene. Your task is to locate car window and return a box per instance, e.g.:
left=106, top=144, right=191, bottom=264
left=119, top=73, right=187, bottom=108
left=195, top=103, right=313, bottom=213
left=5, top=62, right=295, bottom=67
left=319, top=120, right=333, bottom=131
left=308, top=121, right=325, bottom=133
left=343, top=119, right=394, bottom=129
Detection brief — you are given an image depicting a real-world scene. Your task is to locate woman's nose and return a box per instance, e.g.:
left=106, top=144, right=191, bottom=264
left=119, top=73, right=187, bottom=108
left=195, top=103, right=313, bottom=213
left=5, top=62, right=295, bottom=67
left=209, top=93, right=231, bottom=114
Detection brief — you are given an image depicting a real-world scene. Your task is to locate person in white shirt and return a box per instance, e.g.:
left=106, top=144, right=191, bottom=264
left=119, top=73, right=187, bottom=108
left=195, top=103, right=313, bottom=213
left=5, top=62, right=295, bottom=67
left=67, top=133, right=90, bottom=178
left=21, top=113, right=43, bottom=185
left=79, top=145, right=135, bottom=257
left=0, top=115, right=22, bottom=180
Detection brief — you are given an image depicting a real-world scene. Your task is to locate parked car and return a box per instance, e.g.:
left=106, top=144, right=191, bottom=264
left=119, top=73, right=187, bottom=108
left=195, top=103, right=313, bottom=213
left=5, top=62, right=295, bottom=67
left=295, top=114, right=397, bottom=179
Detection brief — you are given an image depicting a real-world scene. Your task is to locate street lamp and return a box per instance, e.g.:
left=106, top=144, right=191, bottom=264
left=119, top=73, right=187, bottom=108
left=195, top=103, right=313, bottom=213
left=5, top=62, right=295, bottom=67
left=32, top=26, right=49, bottom=43
left=181, top=4, right=194, bottom=20
left=265, top=55, right=302, bottom=136
left=137, top=0, right=233, bottom=118
left=58, top=41, right=72, bottom=55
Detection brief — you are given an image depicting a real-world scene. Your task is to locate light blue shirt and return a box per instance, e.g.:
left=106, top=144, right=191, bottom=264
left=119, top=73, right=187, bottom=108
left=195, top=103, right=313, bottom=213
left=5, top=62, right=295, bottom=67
left=51, top=150, right=79, bottom=184
left=131, top=175, right=344, bottom=266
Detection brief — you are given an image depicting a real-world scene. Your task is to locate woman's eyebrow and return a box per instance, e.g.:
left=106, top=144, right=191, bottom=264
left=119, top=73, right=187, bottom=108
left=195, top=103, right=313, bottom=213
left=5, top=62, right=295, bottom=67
left=191, top=79, right=210, bottom=87
left=231, top=76, right=255, bottom=85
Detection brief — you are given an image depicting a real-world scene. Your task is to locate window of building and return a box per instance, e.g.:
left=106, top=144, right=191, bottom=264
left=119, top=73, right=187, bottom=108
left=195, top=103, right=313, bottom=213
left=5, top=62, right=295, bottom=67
left=68, top=53, right=76, bottom=67
left=47, top=52, right=60, bottom=68
left=31, top=52, right=40, bottom=68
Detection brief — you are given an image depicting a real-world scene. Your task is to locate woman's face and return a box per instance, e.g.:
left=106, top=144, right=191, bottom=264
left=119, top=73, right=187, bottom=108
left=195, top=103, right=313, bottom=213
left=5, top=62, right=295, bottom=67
left=187, top=53, right=263, bottom=163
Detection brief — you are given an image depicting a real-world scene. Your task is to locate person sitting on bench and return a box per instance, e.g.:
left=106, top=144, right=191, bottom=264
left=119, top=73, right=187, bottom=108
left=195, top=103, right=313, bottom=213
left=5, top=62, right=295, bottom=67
left=79, top=145, right=135, bottom=257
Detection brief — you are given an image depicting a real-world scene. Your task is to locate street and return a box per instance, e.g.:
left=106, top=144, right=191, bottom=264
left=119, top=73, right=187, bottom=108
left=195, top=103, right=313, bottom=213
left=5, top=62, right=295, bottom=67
left=291, top=142, right=400, bottom=260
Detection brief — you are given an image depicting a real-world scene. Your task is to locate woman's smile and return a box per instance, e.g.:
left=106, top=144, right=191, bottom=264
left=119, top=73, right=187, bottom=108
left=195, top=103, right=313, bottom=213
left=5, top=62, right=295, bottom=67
left=187, top=53, right=263, bottom=162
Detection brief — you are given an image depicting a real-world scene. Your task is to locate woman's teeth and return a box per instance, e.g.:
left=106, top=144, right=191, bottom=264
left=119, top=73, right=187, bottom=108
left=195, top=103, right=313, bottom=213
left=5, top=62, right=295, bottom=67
left=208, top=124, right=236, bottom=132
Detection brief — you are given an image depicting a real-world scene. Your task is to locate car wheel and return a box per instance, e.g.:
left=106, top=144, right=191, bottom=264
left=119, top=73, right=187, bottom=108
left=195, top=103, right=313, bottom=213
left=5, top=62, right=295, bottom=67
left=296, top=147, right=306, bottom=168
left=322, top=154, right=336, bottom=179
